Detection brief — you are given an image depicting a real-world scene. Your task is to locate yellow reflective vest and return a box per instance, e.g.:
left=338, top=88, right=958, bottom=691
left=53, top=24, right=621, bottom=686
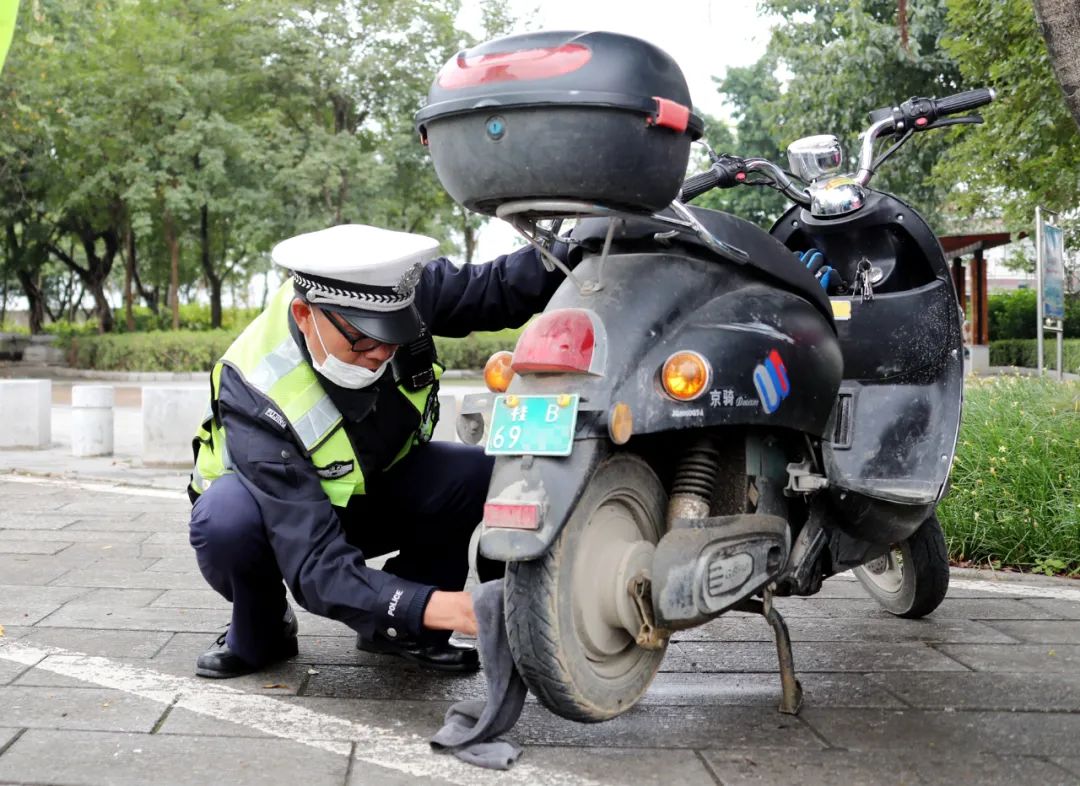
left=190, top=282, right=440, bottom=507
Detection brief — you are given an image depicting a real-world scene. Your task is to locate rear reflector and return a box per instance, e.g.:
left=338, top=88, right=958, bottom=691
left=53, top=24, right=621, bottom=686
left=512, top=308, right=600, bottom=374
left=483, top=502, right=541, bottom=530
left=437, top=44, right=591, bottom=90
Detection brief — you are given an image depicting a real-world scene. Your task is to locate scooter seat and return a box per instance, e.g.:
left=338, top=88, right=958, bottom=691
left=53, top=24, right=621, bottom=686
left=571, top=206, right=833, bottom=322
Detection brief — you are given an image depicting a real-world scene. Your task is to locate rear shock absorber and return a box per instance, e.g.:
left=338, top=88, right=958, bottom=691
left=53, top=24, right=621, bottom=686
left=667, top=437, right=721, bottom=524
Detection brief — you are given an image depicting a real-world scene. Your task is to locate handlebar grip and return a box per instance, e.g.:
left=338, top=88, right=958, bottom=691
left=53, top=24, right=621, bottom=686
left=934, top=87, right=995, bottom=117
left=680, top=169, right=722, bottom=202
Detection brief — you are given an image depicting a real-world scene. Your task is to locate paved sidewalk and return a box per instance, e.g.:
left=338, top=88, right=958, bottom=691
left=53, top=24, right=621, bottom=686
left=1, top=473, right=1080, bottom=785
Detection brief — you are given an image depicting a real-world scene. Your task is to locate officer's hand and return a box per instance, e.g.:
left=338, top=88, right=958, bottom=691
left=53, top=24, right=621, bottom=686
left=422, top=590, right=478, bottom=636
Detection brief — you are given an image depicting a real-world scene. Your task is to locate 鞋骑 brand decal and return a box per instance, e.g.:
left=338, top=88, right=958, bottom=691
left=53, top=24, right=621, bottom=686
left=316, top=460, right=354, bottom=479
left=753, top=349, right=790, bottom=414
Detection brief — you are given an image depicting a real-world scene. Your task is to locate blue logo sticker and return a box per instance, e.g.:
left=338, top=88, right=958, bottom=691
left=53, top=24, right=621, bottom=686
left=753, top=350, right=791, bottom=414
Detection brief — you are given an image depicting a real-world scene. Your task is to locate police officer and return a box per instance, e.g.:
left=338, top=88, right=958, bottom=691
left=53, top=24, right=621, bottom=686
left=188, top=223, right=566, bottom=678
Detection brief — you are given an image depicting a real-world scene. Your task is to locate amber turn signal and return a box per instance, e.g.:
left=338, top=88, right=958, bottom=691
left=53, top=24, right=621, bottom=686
left=661, top=351, right=711, bottom=401
left=484, top=350, right=516, bottom=393
left=608, top=402, right=633, bottom=445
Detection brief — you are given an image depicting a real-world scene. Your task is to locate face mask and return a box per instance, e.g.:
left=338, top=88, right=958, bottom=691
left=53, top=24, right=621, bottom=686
left=308, top=314, right=391, bottom=389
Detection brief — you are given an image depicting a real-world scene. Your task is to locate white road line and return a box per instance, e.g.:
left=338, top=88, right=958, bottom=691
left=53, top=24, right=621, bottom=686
left=2, top=474, right=185, bottom=500
left=0, top=641, right=597, bottom=786
left=949, top=578, right=1080, bottom=602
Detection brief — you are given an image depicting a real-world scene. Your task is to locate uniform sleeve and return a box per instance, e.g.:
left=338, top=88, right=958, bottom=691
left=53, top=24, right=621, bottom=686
left=216, top=366, right=436, bottom=640
left=414, top=242, right=570, bottom=338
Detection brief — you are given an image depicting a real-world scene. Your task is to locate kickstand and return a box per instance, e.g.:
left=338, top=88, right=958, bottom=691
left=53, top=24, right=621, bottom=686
left=735, top=585, right=804, bottom=715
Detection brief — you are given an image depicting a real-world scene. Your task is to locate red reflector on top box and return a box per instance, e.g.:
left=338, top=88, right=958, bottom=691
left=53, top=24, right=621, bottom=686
left=437, top=44, right=591, bottom=89
left=512, top=309, right=598, bottom=374
left=483, top=502, right=540, bottom=530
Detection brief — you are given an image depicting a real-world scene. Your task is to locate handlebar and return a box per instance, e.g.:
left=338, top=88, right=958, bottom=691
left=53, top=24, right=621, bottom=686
left=680, top=87, right=995, bottom=201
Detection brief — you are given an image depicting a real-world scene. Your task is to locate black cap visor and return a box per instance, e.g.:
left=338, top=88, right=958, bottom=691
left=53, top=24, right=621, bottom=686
left=316, top=302, right=422, bottom=345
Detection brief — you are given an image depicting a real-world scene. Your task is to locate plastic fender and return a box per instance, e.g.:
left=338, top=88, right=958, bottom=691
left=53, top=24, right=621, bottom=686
left=479, top=437, right=609, bottom=561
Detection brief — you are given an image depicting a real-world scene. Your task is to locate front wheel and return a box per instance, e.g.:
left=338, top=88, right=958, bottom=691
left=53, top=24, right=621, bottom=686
left=854, top=514, right=950, bottom=618
left=504, top=454, right=667, bottom=722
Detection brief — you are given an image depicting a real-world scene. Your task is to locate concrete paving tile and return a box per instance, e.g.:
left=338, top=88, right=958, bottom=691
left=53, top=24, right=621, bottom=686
left=0, top=685, right=166, bottom=732
left=51, top=568, right=208, bottom=590
left=0, top=583, right=91, bottom=607
left=0, top=528, right=150, bottom=544
left=801, top=708, right=1080, bottom=757
left=57, top=542, right=146, bottom=562
left=0, top=727, right=20, bottom=752
left=65, top=517, right=180, bottom=533
left=138, top=544, right=176, bottom=559
left=1053, top=758, right=1080, bottom=778
left=142, top=532, right=192, bottom=546
left=148, top=589, right=231, bottom=610
left=0, top=729, right=349, bottom=786
left=146, top=556, right=197, bottom=573
left=770, top=597, right=887, bottom=617
left=302, top=664, right=488, bottom=702
left=0, top=659, right=28, bottom=685
left=512, top=703, right=824, bottom=750
left=772, top=596, right=1060, bottom=620
left=982, top=620, right=1080, bottom=644
left=0, top=555, right=71, bottom=586
left=36, top=604, right=227, bottom=633
left=64, top=588, right=166, bottom=608
left=641, top=672, right=904, bottom=709
left=498, top=746, right=716, bottom=786
left=16, top=627, right=174, bottom=658
left=1021, top=599, right=1080, bottom=620
left=935, top=643, right=1080, bottom=673
left=868, top=671, right=1080, bottom=711
left=673, top=615, right=1015, bottom=644
left=678, top=641, right=967, bottom=673
left=0, top=511, right=79, bottom=528
left=0, top=540, right=72, bottom=555
left=702, top=749, right=1078, bottom=786
left=347, top=759, right=457, bottom=786
left=0, top=604, right=65, bottom=626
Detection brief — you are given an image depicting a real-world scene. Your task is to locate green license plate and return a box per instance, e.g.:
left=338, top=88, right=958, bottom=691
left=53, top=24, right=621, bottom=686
left=485, top=394, right=579, bottom=457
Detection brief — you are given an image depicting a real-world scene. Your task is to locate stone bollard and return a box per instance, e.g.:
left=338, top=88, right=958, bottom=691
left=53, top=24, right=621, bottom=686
left=432, top=393, right=460, bottom=442
left=0, top=379, right=52, bottom=448
left=142, top=386, right=208, bottom=465
left=71, top=385, right=114, bottom=457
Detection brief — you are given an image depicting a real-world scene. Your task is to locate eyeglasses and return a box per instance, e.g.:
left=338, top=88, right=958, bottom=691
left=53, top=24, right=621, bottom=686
left=320, top=308, right=386, bottom=353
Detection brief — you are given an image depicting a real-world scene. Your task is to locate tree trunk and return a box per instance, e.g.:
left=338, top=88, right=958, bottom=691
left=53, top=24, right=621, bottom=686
left=124, top=225, right=136, bottom=331
left=199, top=203, right=223, bottom=329
left=462, top=208, right=476, bottom=266
left=1035, top=0, right=1080, bottom=130
left=164, top=208, right=180, bottom=331
left=14, top=269, right=46, bottom=334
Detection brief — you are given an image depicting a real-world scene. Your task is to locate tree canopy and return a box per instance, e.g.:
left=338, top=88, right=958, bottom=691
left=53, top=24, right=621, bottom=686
left=0, top=0, right=502, bottom=332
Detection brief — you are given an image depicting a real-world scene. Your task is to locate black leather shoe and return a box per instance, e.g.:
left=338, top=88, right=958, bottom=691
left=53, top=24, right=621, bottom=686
left=356, top=633, right=480, bottom=673
left=196, top=606, right=299, bottom=679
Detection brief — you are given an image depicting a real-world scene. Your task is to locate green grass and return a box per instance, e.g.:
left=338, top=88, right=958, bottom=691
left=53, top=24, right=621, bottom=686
left=939, top=375, right=1080, bottom=575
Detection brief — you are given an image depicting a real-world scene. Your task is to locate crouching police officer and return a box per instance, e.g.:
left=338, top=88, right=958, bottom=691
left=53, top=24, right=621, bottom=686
left=188, top=223, right=567, bottom=677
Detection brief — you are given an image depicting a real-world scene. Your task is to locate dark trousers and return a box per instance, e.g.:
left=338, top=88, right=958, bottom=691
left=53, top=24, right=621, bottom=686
left=188, top=441, right=496, bottom=665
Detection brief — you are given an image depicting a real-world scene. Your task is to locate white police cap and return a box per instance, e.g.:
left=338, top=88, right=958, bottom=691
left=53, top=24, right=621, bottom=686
left=271, top=224, right=441, bottom=344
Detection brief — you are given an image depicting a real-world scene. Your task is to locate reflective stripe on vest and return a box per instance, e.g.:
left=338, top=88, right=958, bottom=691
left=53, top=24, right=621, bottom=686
left=190, top=281, right=440, bottom=506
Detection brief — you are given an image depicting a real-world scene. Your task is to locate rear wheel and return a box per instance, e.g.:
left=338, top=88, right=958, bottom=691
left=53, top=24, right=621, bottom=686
left=504, top=454, right=667, bottom=722
left=854, top=514, right=949, bottom=618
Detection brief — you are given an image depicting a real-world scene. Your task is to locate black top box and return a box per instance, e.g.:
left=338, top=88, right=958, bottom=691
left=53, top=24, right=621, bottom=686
left=416, top=30, right=703, bottom=216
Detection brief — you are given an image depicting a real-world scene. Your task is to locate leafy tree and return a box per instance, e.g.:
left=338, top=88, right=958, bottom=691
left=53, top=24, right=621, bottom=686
left=934, top=0, right=1080, bottom=238
left=710, top=0, right=967, bottom=231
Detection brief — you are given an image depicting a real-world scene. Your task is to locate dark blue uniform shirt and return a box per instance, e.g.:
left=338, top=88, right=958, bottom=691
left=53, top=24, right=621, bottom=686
left=212, top=244, right=565, bottom=640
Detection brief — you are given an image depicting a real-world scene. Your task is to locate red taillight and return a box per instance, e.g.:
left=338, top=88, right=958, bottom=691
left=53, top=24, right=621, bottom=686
left=484, top=502, right=540, bottom=530
left=512, top=309, right=601, bottom=374
left=437, top=44, right=591, bottom=90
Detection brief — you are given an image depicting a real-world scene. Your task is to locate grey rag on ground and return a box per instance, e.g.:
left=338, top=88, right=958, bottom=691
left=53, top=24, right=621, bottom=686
left=430, top=579, right=528, bottom=770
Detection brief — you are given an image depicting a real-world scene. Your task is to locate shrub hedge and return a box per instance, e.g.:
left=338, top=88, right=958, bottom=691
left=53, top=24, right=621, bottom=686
left=62, top=326, right=527, bottom=373
left=988, top=289, right=1078, bottom=340
left=989, top=339, right=1080, bottom=374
